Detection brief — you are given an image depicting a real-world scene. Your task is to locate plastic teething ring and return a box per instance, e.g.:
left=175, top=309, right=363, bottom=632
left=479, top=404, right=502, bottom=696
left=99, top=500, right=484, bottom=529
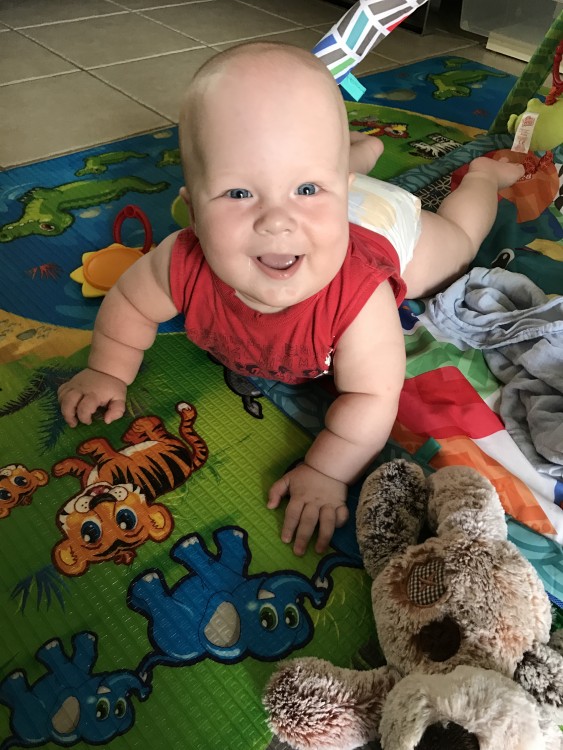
left=113, top=204, right=153, bottom=254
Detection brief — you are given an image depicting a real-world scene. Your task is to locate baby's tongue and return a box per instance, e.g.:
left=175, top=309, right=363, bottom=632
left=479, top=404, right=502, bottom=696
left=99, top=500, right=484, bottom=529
left=259, top=254, right=297, bottom=270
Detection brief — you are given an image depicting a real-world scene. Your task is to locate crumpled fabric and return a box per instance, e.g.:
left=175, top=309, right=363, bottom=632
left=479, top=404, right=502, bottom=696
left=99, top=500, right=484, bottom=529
left=426, top=266, right=563, bottom=477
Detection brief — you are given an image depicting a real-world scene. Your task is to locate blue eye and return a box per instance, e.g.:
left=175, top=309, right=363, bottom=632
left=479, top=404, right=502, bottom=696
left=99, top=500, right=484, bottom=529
left=297, top=183, right=317, bottom=196
left=116, top=508, right=137, bottom=531
left=14, top=476, right=28, bottom=487
left=0, top=489, right=11, bottom=501
left=81, top=519, right=102, bottom=544
left=228, top=188, right=252, bottom=199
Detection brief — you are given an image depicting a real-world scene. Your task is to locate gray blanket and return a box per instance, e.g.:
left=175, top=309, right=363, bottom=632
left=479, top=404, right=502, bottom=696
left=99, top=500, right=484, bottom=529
left=426, top=266, right=563, bottom=478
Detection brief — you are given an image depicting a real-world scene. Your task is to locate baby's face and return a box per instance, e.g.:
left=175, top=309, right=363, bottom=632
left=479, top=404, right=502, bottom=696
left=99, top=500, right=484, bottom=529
left=183, top=61, right=351, bottom=313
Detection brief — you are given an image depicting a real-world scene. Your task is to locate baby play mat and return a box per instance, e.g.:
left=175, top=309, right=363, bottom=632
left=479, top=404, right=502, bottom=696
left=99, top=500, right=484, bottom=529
left=0, top=57, right=562, bottom=749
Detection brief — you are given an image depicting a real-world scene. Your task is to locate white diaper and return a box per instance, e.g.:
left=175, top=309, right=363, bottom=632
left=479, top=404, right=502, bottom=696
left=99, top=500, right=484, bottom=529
left=348, top=173, right=422, bottom=273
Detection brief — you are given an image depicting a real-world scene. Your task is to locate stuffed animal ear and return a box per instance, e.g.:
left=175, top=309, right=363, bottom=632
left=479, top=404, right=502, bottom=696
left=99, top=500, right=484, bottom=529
left=426, top=465, right=507, bottom=541
left=380, top=666, right=558, bottom=750
left=514, top=642, right=563, bottom=717
left=357, top=460, right=428, bottom=579
left=548, top=629, right=563, bottom=656
left=264, top=657, right=400, bottom=750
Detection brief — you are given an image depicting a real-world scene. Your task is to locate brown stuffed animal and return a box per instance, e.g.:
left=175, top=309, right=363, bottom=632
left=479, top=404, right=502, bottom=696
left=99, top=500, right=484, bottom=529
left=264, top=460, right=563, bottom=750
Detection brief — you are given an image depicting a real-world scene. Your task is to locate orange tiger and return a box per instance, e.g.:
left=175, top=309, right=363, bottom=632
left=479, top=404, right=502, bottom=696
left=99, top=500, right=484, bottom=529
left=52, top=402, right=208, bottom=501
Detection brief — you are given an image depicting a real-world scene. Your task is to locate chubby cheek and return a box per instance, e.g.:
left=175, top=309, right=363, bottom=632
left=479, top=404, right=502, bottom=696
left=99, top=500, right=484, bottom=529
left=199, top=233, right=255, bottom=288
left=305, top=195, right=348, bottom=232
left=307, top=207, right=349, bottom=256
left=195, top=204, right=250, bottom=250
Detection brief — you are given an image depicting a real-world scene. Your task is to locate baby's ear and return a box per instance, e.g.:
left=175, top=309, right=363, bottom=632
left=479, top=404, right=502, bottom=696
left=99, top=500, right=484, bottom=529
left=179, top=186, right=196, bottom=230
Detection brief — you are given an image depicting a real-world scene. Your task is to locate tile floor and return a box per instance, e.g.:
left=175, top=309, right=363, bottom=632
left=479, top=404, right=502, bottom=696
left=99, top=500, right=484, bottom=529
left=0, top=0, right=526, bottom=169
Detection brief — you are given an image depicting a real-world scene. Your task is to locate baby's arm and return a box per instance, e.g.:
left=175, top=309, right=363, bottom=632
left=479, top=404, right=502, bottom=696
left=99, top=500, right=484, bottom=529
left=268, top=281, right=405, bottom=555
left=349, top=131, right=384, bottom=175
left=58, top=233, right=180, bottom=427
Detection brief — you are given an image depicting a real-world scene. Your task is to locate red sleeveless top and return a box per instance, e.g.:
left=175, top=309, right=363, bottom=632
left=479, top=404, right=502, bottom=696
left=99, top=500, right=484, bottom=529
left=169, top=225, right=405, bottom=384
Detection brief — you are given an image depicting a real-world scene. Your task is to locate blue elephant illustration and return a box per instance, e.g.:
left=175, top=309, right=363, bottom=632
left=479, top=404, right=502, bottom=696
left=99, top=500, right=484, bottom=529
left=128, top=526, right=330, bottom=675
left=0, top=632, right=150, bottom=749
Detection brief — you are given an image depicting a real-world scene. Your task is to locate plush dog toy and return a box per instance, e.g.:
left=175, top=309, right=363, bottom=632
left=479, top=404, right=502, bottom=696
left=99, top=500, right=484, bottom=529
left=264, top=460, right=563, bottom=750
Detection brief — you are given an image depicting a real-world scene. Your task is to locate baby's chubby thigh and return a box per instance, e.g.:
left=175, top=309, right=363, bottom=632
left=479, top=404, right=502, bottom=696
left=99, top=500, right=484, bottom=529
left=402, top=210, right=474, bottom=298
left=348, top=173, right=421, bottom=274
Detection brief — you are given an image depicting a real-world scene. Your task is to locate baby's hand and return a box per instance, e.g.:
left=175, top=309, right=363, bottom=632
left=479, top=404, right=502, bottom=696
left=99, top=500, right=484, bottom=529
left=267, top=463, right=349, bottom=556
left=58, top=368, right=127, bottom=427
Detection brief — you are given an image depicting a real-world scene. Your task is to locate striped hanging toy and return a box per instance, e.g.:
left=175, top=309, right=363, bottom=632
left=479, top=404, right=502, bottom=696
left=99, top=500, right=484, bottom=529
left=312, top=0, right=430, bottom=100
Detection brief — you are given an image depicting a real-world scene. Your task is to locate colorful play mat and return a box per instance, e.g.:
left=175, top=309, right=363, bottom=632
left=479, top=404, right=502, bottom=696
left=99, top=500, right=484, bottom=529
left=1, top=55, right=562, bottom=749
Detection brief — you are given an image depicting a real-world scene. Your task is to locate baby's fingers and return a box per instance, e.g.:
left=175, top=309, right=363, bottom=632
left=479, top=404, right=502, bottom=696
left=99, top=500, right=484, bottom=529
left=267, top=475, right=290, bottom=510
left=335, top=504, right=349, bottom=529
left=76, top=393, right=104, bottom=425
left=58, top=388, right=82, bottom=428
left=104, top=399, right=126, bottom=425
left=280, top=498, right=305, bottom=546
left=292, top=504, right=321, bottom=557
left=314, top=505, right=337, bottom=554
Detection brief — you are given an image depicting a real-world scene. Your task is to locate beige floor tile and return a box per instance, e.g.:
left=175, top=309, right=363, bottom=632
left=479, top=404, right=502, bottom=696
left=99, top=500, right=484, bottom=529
left=354, top=52, right=398, bottom=77
left=457, top=45, right=526, bottom=78
left=0, top=31, right=78, bottom=85
left=0, top=72, right=168, bottom=167
left=375, top=27, right=478, bottom=64
left=92, top=47, right=216, bottom=121
left=109, top=0, right=214, bottom=7
left=0, top=0, right=120, bottom=28
left=22, top=13, right=200, bottom=69
left=237, top=0, right=343, bottom=26
left=144, top=0, right=299, bottom=45
left=213, top=27, right=324, bottom=53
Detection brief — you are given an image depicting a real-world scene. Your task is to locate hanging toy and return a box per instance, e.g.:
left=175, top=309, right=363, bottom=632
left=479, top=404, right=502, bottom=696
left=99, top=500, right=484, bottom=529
left=508, top=39, right=563, bottom=154
left=312, top=0, right=430, bottom=100
left=70, top=204, right=154, bottom=298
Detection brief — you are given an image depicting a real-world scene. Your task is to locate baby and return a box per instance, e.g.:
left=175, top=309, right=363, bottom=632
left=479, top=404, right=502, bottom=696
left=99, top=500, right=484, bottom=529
left=58, top=42, right=523, bottom=556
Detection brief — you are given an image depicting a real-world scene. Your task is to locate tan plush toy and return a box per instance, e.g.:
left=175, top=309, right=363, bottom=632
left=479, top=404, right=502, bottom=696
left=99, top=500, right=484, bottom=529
left=264, top=460, right=563, bottom=750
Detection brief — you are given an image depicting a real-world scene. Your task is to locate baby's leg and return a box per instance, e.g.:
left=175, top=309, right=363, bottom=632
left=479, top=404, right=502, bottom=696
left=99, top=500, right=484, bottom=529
left=349, top=131, right=383, bottom=175
left=402, top=156, right=524, bottom=298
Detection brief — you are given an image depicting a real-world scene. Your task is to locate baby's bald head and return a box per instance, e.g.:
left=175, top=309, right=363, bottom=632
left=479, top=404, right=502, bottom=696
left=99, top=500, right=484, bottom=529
left=178, top=42, right=349, bottom=194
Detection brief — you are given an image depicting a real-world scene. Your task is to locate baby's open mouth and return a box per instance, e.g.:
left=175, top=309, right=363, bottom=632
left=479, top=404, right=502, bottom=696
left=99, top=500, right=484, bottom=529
left=258, top=254, right=300, bottom=270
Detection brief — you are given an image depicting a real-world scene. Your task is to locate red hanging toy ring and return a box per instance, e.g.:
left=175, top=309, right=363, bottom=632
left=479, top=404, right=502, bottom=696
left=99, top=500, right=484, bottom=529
left=113, top=204, right=153, bottom=255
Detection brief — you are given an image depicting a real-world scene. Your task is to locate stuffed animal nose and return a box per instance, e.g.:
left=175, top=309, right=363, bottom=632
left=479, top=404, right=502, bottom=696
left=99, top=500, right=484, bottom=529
left=415, top=721, right=480, bottom=749
left=415, top=615, right=462, bottom=662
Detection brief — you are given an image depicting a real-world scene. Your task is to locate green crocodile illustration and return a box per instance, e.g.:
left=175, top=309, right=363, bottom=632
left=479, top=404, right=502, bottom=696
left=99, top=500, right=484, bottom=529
left=75, top=150, right=148, bottom=176
left=157, top=148, right=181, bottom=167
left=427, top=59, right=507, bottom=101
left=0, top=176, right=169, bottom=243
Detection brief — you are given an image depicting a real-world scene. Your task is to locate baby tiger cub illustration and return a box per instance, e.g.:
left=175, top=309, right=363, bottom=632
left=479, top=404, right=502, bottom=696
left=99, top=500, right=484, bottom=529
left=0, top=464, right=49, bottom=519
left=52, top=402, right=208, bottom=500
left=51, top=402, right=208, bottom=576
left=53, top=481, right=174, bottom=576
